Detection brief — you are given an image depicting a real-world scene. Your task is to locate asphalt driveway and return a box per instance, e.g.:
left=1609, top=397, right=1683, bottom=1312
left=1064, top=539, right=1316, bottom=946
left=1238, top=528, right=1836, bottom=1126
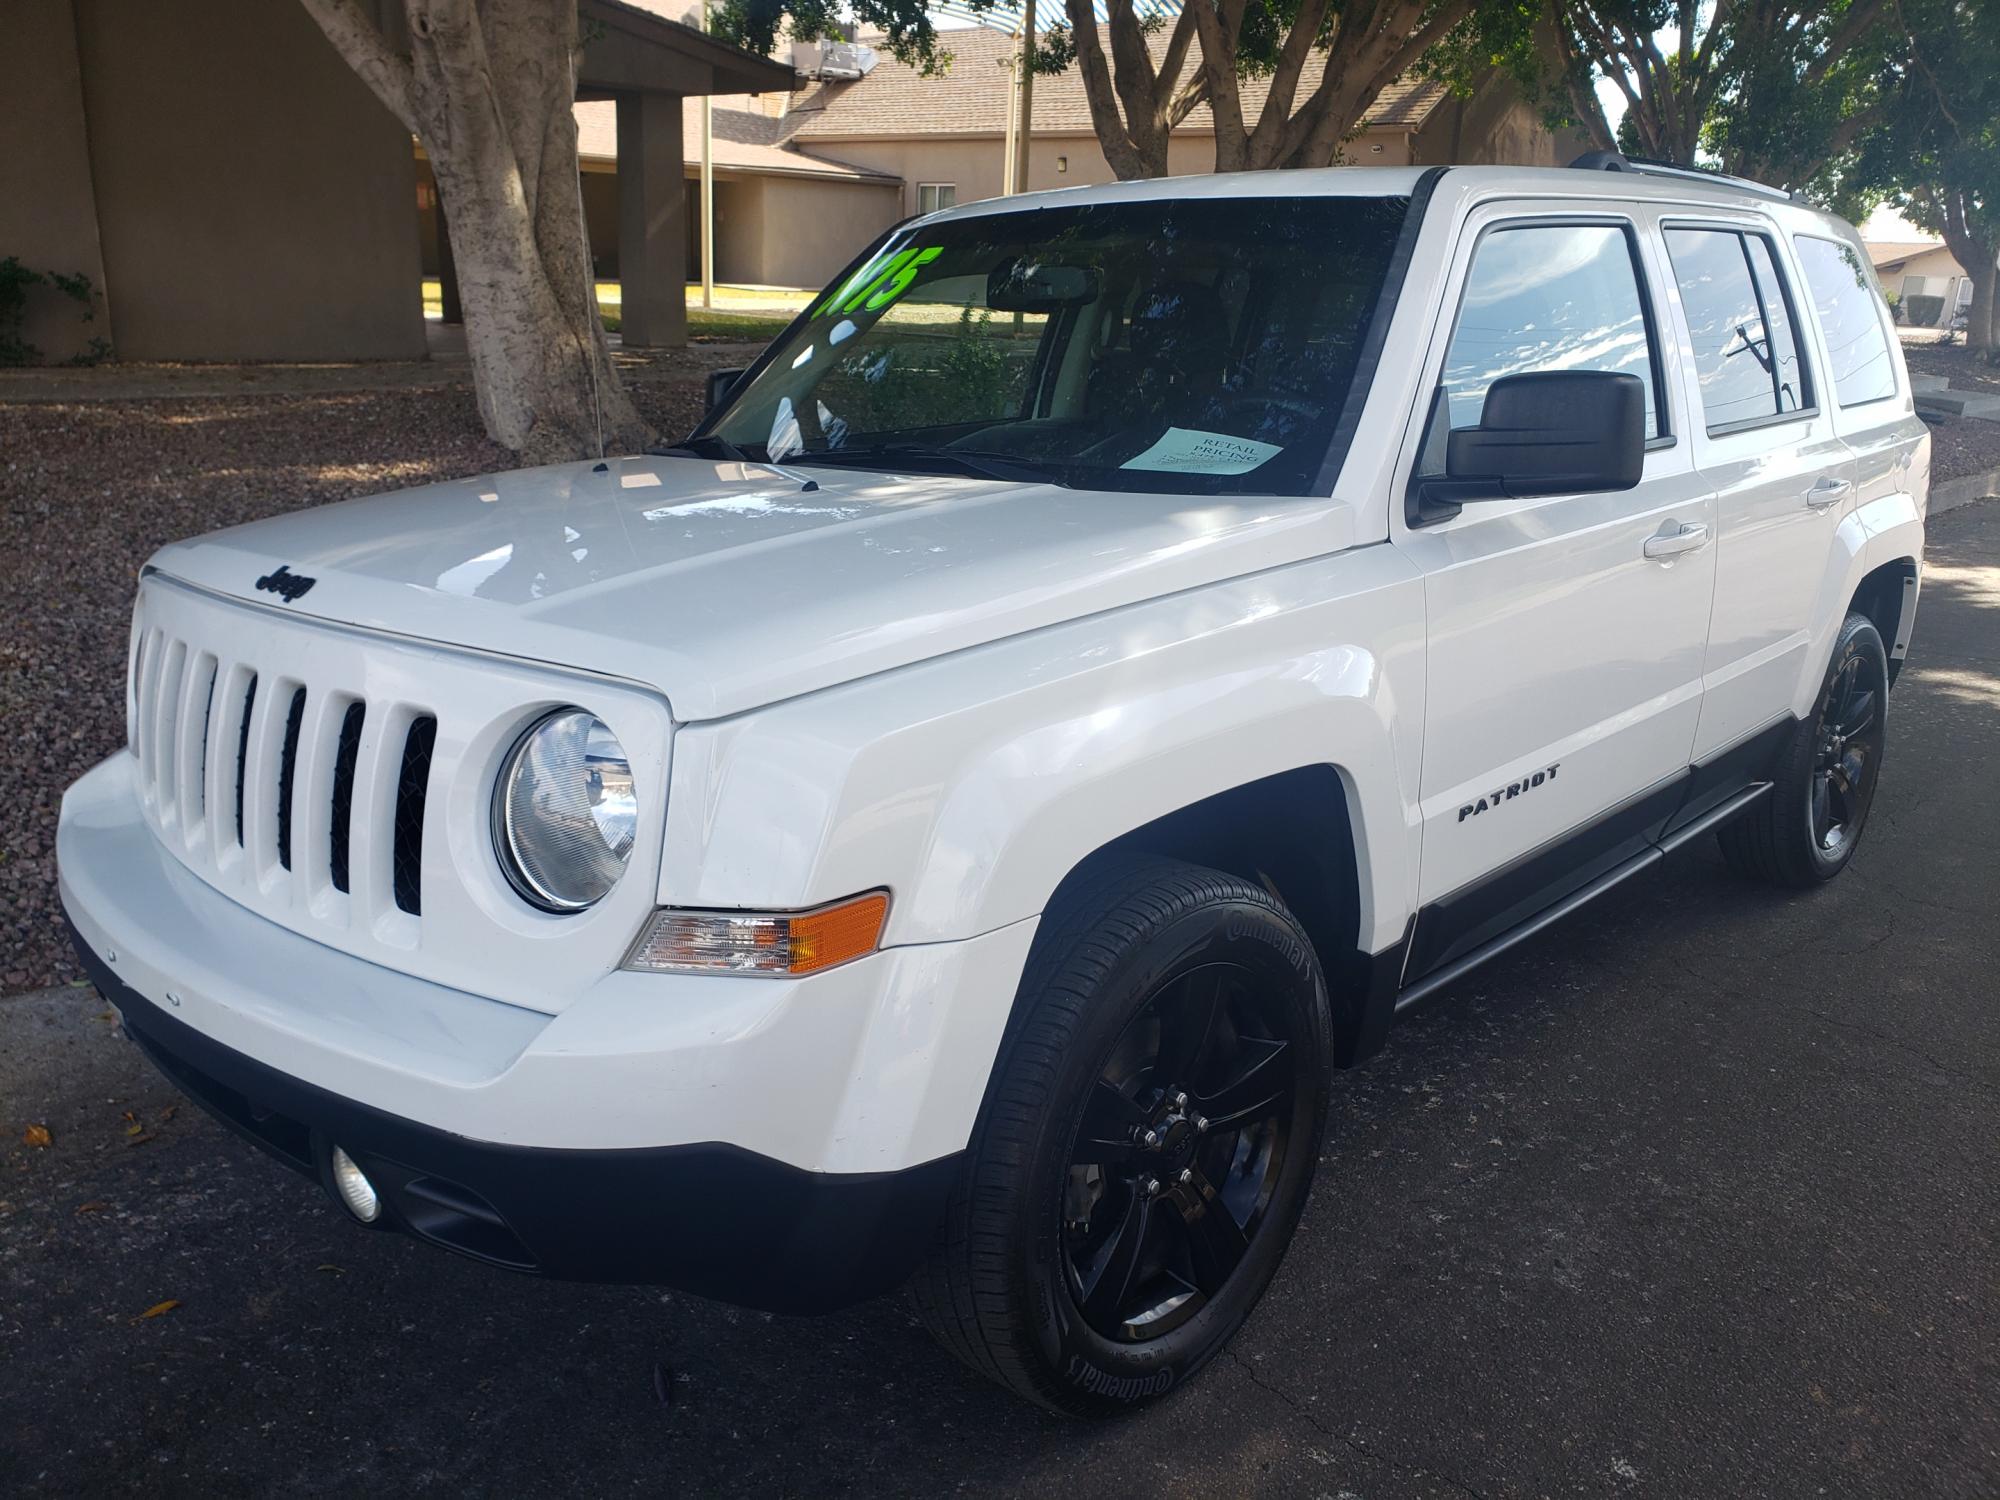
left=3, top=505, right=1996, bottom=1498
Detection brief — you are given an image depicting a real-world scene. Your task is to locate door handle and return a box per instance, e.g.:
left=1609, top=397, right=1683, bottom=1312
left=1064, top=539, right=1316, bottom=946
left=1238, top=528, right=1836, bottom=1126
left=1642, top=521, right=1711, bottom=561
left=1805, top=477, right=1852, bottom=509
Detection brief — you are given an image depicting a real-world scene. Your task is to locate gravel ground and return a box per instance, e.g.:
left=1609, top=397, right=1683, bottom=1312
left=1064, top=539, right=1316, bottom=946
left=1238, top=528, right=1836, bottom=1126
left=1924, top=412, right=2000, bottom=485
left=1904, top=336, right=2000, bottom=395
left=0, top=362, right=727, bottom=994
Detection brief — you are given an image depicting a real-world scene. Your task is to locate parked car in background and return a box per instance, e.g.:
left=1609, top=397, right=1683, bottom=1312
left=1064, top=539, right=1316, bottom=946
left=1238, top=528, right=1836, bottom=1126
left=59, top=158, right=1927, bottom=1415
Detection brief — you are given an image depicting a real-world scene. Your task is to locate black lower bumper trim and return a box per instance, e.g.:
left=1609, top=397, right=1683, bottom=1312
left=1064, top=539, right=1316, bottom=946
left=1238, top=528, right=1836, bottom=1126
left=68, top=919, right=958, bottom=1314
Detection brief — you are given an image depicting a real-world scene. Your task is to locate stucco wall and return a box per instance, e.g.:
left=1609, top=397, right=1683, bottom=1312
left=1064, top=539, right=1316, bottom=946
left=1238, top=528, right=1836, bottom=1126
left=0, top=0, right=111, bottom=363
left=69, top=0, right=426, bottom=361
left=728, top=177, right=903, bottom=286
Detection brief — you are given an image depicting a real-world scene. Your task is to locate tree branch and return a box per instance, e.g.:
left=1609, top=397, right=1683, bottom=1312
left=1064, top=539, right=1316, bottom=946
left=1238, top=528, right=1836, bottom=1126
left=297, top=0, right=418, bottom=131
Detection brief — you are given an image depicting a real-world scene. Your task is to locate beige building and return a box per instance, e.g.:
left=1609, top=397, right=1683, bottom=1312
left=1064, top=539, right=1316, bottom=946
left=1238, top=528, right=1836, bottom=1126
left=1, top=0, right=790, bottom=362
left=539, top=25, right=1590, bottom=296
left=773, top=26, right=1586, bottom=224
left=1868, top=239, right=1979, bottom=328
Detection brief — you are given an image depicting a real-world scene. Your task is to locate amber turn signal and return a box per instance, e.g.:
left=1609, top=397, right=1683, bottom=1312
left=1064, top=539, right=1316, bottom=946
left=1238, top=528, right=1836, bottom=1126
left=622, top=891, right=890, bottom=977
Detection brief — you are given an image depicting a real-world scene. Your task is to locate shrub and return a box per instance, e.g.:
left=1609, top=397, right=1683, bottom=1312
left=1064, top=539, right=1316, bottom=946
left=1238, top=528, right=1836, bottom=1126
left=1, top=257, right=108, bottom=366
left=1904, top=293, right=1946, bottom=328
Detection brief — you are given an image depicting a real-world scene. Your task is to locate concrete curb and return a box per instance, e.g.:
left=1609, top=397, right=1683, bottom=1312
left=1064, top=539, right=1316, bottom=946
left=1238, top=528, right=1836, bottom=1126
left=1933, top=468, right=2000, bottom=515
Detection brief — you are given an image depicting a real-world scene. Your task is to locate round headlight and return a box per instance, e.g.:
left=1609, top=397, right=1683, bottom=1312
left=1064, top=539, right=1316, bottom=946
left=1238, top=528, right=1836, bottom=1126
left=495, top=709, right=637, bottom=912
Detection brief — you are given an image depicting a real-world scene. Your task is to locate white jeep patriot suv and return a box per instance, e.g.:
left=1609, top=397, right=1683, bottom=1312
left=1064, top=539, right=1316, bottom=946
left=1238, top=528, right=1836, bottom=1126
left=58, top=159, right=1928, bottom=1414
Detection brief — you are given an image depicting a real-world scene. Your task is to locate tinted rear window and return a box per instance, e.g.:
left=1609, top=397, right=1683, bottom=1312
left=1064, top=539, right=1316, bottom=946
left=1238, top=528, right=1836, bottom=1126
left=1793, top=236, right=1896, bottom=407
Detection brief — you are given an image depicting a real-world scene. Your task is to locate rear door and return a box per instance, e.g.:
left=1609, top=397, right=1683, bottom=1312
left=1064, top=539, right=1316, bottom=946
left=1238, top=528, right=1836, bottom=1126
left=1391, top=201, right=1716, bottom=980
left=1657, top=217, right=1856, bottom=762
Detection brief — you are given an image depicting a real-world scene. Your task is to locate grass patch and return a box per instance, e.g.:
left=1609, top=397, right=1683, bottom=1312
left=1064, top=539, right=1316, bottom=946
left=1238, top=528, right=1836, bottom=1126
left=421, top=279, right=800, bottom=345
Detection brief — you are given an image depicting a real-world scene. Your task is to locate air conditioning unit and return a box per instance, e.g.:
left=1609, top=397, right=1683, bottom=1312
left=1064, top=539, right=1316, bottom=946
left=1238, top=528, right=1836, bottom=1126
left=794, top=40, right=878, bottom=79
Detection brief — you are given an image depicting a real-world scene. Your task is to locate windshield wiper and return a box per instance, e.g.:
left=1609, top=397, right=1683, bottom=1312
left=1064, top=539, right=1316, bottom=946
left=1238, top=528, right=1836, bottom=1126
left=793, top=446, right=1072, bottom=487
left=654, top=433, right=822, bottom=492
left=654, top=433, right=751, bottom=462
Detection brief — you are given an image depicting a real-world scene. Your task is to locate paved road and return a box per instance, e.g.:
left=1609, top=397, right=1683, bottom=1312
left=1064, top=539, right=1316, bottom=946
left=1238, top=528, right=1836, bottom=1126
left=5, top=507, right=1997, bottom=1499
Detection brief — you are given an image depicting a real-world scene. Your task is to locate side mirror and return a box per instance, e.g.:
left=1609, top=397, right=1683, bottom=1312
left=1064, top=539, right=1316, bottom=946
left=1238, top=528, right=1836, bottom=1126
left=1441, top=371, right=1646, bottom=502
left=705, top=367, right=747, bottom=413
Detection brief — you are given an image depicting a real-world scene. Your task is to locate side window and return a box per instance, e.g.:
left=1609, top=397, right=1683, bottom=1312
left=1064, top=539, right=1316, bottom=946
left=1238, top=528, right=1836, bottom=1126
left=1793, top=235, right=1897, bottom=406
left=1439, top=222, right=1664, bottom=439
left=1664, top=227, right=1809, bottom=432
left=917, top=183, right=958, bottom=215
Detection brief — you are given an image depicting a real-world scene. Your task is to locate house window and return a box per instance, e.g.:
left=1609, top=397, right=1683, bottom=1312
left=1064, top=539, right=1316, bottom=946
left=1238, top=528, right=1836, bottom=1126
left=1902, top=273, right=1933, bottom=299
left=917, top=183, right=957, bottom=215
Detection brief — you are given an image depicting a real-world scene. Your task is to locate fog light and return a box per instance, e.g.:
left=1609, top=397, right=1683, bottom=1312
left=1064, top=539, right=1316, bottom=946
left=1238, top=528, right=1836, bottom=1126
left=330, top=1146, right=381, bottom=1223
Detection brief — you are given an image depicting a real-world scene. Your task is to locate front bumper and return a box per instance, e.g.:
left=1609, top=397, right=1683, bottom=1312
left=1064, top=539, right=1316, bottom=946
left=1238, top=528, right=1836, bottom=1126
left=57, top=753, right=1039, bottom=1311
left=70, top=927, right=954, bottom=1311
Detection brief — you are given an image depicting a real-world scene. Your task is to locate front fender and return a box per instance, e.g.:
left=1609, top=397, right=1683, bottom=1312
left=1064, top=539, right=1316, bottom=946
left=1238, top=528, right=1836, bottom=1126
left=660, top=544, right=1427, bottom=956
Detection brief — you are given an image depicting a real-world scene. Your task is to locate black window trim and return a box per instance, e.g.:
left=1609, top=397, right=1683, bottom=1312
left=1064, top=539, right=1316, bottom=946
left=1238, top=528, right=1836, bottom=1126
left=1660, top=217, right=1822, bottom=439
left=1792, top=231, right=1904, bottom=412
left=1406, top=210, right=1676, bottom=529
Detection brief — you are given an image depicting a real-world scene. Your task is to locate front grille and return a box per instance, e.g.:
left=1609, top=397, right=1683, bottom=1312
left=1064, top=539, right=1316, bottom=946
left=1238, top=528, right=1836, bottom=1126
left=122, top=574, right=673, bottom=1017
left=129, top=618, right=438, bottom=934
left=328, top=701, right=367, bottom=893
left=392, top=716, right=437, bottom=916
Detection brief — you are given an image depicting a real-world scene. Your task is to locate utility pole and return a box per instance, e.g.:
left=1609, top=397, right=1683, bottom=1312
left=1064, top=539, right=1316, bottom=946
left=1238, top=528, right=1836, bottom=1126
left=1010, top=0, right=1036, bottom=195
left=1001, top=27, right=1020, bottom=195
left=700, top=0, right=715, bottom=309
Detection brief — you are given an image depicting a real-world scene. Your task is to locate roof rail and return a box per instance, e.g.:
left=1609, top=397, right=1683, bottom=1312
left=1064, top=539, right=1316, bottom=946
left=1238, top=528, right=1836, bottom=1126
left=1567, top=150, right=1796, bottom=204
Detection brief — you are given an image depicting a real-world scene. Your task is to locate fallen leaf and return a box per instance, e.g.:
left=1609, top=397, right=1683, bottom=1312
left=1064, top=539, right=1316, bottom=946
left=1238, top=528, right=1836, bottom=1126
left=134, top=1299, right=180, bottom=1322
left=22, top=1124, right=52, bottom=1148
left=121, top=1110, right=137, bottom=1124
left=75, top=1201, right=108, bottom=1215
left=124, top=1122, right=145, bottom=1137
left=315, top=1264, right=344, bottom=1275
left=125, top=1133, right=156, bottom=1148
left=158, top=1105, right=178, bottom=1122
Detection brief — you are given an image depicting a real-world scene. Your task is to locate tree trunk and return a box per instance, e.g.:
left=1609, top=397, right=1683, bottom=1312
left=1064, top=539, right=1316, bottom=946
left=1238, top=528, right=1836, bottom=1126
left=1937, top=191, right=1999, bottom=354
left=1194, top=0, right=1475, bottom=173
left=1065, top=0, right=1206, bottom=179
left=299, top=0, right=650, bottom=461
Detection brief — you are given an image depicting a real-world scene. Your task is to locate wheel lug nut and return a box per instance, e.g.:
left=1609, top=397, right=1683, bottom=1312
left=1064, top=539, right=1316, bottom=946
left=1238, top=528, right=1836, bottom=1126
left=1173, top=1091, right=1188, bottom=1109
left=1141, top=1129, right=1160, bottom=1149
left=1178, top=1167, right=1192, bottom=1184
left=1144, top=1177, right=1161, bottom=1196
left=1193, top=1115, right=1209, bottom=1132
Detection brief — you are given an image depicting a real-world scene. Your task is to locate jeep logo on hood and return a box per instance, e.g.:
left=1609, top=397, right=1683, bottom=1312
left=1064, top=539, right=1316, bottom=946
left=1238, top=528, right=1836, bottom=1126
left=255, top=564, right=316, bottom=603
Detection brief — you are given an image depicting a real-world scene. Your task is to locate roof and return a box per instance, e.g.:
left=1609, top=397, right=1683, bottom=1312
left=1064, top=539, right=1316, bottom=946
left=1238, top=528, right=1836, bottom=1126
left=780, top=25, right=1448, bottom=141
left=572, top=99, right=902, bottom=184
left=577, top=0, right=795, bottom=97
left=928, top=164, right=1858, bottom=228
left=1865, top=238, right=1948, bottom=269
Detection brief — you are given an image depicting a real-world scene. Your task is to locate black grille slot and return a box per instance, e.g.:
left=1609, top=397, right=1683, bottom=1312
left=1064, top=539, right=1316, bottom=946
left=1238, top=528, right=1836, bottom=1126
left=233, top=675, right=258, bottom=847
left=328, top=701, right=366, bottom=893
left=190, top=659, right=217, bottom=823
left=392, top=716, right=437, bottom=915
left=276, top=687, right=307, bottom=870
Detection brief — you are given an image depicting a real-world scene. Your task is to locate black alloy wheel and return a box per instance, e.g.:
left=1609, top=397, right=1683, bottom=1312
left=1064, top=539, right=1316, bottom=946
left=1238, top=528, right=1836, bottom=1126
left=1810, top=643, right=1883, bottom=858
left=1718, top=610, right=1891, bottom=887
left=1063, top=962, right=1296, bottom=1343
left=913, top=854, right=1332, bottom=1416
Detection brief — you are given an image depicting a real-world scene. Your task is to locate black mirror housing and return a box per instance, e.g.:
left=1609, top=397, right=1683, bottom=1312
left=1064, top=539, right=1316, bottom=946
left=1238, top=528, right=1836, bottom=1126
left=1442, top=371, right=1646, bottom=502
left=705, top=367, right=747, bottom=413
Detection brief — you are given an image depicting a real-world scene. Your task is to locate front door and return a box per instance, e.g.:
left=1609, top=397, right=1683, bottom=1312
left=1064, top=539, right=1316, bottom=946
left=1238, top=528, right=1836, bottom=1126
left=1392, top=205, right=1717, bottom=980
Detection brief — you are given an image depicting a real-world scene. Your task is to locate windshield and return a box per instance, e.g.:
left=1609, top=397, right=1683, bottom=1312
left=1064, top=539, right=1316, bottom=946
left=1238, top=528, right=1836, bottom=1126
left=698, top=194, right=1411, bottom=496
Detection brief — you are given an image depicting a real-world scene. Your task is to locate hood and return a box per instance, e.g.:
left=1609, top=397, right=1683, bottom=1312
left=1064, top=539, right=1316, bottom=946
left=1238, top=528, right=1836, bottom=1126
left=148, top=454, right=1354, bottom=721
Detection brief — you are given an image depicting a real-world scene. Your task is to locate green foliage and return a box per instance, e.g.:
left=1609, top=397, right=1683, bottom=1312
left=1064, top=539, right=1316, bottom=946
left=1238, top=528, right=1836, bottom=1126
left=0, top=256, right=105, bottom=367
left=1905, top=294, right=1947, bottom=326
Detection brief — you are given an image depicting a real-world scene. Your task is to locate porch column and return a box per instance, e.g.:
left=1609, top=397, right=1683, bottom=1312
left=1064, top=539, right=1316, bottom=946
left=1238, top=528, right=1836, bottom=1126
left=616, top=88, right=688, bottom=348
